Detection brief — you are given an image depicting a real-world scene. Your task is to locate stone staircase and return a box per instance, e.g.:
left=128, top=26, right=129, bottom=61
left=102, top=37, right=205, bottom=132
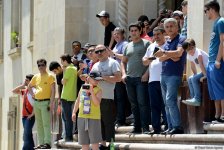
left=55, top=123, right=224, bottom=150
left=55, top=81, right=224, bottom=149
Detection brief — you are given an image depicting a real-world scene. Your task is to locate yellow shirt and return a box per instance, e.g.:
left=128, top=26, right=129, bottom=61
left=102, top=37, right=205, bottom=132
left=30, top=72, right=55, bottom=100
left=78, top=86, right=101, bottom=120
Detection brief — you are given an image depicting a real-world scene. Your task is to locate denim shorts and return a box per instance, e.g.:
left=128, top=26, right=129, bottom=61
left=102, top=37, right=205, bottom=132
left=207, top=61, right=224, bottom=100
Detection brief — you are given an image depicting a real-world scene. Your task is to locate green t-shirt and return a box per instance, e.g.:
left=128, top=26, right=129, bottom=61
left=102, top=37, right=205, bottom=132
left=61, top=64, right=77, bottom=101
left=124, top=39, right=149, bottom=77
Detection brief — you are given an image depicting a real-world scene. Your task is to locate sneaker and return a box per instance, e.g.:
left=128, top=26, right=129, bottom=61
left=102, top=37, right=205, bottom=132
left=142, top=127, right=150, bottom=134
left=34, top=145, right=43, bottom=149
left=99, top=144, right=109, bottom=150
left=182, top=98, right=201, bottom=106
left=212, top=117, right=224, bottom=124
left=40, top=143, right=51, bottom=149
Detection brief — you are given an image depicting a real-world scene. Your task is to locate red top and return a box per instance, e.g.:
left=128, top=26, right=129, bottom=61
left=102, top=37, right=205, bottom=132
left=141, top=33, right=152, bottom=42
left=21, top=89, right=33, bottom=117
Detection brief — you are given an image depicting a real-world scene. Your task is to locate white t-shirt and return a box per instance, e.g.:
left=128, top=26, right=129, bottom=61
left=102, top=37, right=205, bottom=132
left=91, top=58, right=121, bottom=99
left=187, top=48, right=208, bottom=68
left=144, top=42, right=164, bottom=83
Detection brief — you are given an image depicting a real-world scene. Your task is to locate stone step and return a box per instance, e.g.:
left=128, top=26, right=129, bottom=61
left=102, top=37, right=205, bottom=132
left=115, top=133, right=224, bottom=145
left=115, top=125, right=165, bottom=134
left=203, top=123, right=224, bottom=134
left=55, top=141, right=224, bottom=150
left=115, top=124, right=224, bottom=134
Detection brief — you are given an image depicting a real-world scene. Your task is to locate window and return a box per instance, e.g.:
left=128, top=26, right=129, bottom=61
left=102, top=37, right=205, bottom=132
left=11, top=0, right=21, bottom=49
left=8, top=96, right=20, bottom=150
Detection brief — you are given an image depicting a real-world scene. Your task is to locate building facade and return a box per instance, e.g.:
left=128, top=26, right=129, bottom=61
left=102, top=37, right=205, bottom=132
left=0, top=0, right=223, bottom=149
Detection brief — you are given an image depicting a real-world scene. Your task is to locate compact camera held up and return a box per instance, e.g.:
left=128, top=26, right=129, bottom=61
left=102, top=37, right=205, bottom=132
left=82, top=84, right=90, bottom=90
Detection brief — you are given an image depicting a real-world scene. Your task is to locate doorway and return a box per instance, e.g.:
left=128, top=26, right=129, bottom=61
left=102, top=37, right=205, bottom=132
left=8, top=96, right=20, bottom=150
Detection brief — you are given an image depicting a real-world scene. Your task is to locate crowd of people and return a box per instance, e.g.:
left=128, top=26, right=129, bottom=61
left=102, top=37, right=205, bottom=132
left=11, top=0, right=224, bottom=150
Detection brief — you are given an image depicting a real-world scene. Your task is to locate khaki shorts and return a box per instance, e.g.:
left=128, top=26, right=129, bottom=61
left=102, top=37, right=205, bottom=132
left=78, top=118, right=102, bottom=145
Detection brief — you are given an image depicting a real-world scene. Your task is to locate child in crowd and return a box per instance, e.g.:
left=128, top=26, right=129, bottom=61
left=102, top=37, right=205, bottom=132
left=72, top=76, right=102, bottom=150
left=182, top=38, right=208, bottom=106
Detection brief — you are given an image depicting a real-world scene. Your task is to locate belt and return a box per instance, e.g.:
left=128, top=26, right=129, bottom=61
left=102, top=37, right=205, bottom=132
left=34, top=99, right=50, bottom=102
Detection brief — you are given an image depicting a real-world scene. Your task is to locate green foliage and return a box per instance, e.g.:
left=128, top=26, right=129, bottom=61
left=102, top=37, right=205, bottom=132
left=11, top=31, right=19, bottom=44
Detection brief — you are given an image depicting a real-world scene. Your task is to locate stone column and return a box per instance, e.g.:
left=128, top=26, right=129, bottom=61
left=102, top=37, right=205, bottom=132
left=118, top=0, right=128, bottom=34
left=158, top=0, right=166, bottom=13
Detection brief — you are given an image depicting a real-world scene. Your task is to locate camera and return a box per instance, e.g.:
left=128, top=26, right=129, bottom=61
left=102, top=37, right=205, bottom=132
left=161, top=9, right=168, bottom=14
left=89, top=71, right=103, bottom=80
left=82, top=84, right=90, bottom=90
left=153, top=47, right=160, bottom=55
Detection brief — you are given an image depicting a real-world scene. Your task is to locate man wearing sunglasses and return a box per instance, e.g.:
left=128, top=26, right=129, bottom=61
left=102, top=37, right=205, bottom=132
left=204, top=0, right=224, bottom=123
left=91, top=44, right=121, bottom=149
left=28, top=58, right=55, bottom=149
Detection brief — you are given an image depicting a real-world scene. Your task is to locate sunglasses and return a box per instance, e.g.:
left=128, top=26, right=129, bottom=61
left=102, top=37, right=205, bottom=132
left=38, top=64, right=46, bottom=67
left=204, top=8, right=210, bottom=14
left=95, top=49, right=105, bottom=54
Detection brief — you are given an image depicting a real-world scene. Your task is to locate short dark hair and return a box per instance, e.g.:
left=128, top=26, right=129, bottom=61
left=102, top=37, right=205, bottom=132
left=26, top=74, right=34, bottom=81
left=153, top=27, right=165, bottom=34
left=205, top=0, right=220, bottom=13
left=138, top=15, right=149, bottom=23
left=72, top=41, right=81, bottom=47
left=182, top=38, right=196, bottom=51
left=181, top=0, right=188, bottom=6
left=129, top=21, right=141, bottom=31
left=60, top=54, right=72, bottom=64
left=49, top=61, right=61, bottom=71
left=37, top=58, right=47, bottom=65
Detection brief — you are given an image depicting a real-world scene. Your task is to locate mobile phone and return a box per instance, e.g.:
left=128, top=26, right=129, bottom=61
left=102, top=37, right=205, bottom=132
left=82, top=84, right=90, bottom=90
left=148, top=57, right=156, bottom=60
left=153, top=47, right=160, bottom=55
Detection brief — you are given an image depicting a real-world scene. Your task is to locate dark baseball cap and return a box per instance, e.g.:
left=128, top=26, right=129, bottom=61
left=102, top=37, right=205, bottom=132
left=96, top=10, right=110, bottom=18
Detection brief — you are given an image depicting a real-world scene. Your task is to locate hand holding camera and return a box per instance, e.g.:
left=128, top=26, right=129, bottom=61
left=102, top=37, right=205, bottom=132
left=82, top=84, right=94, bottom=94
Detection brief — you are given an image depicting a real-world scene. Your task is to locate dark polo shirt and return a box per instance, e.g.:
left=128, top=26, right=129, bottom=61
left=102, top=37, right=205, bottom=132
left=161, top=34, right=186, bottom=77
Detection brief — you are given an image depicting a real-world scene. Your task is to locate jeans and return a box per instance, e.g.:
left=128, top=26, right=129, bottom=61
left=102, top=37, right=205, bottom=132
left=114, top=81, right=128, bottom=124
left=161, top=75, right=182, bottom=129
left=22, top=116, right=35, bottom=150
left=61, top=99, right=74, bottom=140
left=125, top=76, right=149, bottom=129
left=33, top=100, right=51, bottom=145
left=148, top=81, right=166, bottom=131
left=188, top=73, right=203, bottom=100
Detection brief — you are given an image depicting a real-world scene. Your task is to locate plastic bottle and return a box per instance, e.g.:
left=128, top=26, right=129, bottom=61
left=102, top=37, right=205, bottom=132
left=110, top=138, right=115, bottom=150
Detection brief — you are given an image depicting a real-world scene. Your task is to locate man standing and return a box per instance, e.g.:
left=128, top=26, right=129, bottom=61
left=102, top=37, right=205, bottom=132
left=91, top=44, right=121, bottom=149
left=49, top=61, right=65, bottom=140
left=154, top=18, right=186, bottom=134
left=28, top=59, right=55, bottom=149
left=121, top=22, right=150, bottom=134
left=60, top=54, right=77, bottom=141
left=96, top=10, right=116, bottom=49
left=142, top=27, right=167, bottom=134
left=204, top=0, right=224, bottom=123
left=12, top=74, right=35, bottom=150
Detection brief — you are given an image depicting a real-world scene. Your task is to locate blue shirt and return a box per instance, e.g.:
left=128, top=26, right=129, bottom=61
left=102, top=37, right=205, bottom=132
left=112, top=40, right=128, bottom=63
left=161, top=34, right=186, bottom=77
left=208, top=17, right=224, bottom=62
